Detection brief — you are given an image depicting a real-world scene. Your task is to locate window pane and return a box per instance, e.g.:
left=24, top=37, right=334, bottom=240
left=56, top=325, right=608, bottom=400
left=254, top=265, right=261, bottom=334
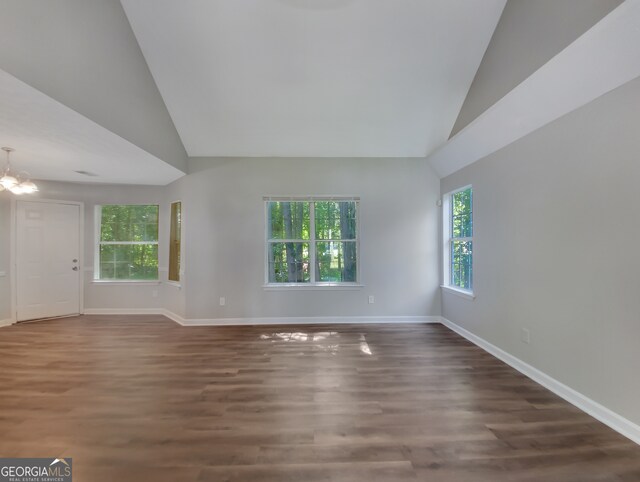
left=99, top=244, right=158, bottom=280
left=100, top=205, right=159, bottom=242
left=268, top=242, right=310, bottom=283
left=100, top=244, right=115, bottom=262
left=267, top=202, right=310, bottom=240
left=169, top=202, right=182, bottom=282
left=452, top=213, right=472, bottom=238
left=451, top=240, right=472, bottom=290
left=316, top=241, right=357, bottom=282
left=99, top=263, right=115, bottom=280
left=451, top=189, right=472, bottom=238
left=315, top=201, right=357, bottom=240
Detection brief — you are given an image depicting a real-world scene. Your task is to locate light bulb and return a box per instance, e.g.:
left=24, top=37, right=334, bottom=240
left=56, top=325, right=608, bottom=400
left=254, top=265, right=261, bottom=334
left=9, top=184, right=26, bottom=195
left=19, top=181, right=38, bottom=193
left=0, top=174, right=18, bottom=189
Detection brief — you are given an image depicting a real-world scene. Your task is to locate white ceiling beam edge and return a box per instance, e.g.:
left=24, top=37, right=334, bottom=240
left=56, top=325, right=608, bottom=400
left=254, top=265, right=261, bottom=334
left=428, top=0, right=640, bottom=179
left=0, top=68, right=184, bottom=185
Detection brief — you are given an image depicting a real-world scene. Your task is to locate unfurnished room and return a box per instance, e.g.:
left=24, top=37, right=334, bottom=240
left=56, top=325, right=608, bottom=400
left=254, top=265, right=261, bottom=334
left=1, top=1, right=640, bottom=481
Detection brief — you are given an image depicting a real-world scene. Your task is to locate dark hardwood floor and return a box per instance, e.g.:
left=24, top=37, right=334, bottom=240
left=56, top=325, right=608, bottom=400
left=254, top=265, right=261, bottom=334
left=0, top=315, right=638, bottom=481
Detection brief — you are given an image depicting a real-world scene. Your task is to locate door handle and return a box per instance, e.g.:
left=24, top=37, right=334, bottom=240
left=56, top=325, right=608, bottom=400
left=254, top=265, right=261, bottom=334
left=72, top=266, right=79, bottom=271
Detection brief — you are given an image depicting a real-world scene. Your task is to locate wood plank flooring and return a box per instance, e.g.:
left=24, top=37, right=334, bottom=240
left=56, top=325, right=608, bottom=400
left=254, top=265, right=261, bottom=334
left=0, top=315, right=639, bottom=481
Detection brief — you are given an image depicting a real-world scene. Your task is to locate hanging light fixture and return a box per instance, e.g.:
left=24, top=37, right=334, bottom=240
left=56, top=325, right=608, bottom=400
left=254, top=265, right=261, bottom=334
left=0, top=147, right=38, bottom=195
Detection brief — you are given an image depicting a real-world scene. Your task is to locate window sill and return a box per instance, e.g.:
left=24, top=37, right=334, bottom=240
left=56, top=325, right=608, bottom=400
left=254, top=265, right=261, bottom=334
left=440, top=285, right=476, bottom=300
left=92, top=280, right=161, bottom=286
left=264, top=283, right=364, bottom=291
left=165, top=281, right=182, bottom=289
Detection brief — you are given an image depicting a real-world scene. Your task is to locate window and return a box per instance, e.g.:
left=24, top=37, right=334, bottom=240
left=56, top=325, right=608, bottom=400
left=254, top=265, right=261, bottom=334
left=168, top=201, right=182, bottom=282
left=443, top=187, right=473, bottom=292
left=266, top=198, right=359, bottom=285
left=95, top=205, right=159, bottom=280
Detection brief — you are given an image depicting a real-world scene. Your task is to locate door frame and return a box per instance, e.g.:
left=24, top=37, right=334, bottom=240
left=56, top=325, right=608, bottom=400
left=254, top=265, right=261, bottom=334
left=11, top=198, right=85, bottom=322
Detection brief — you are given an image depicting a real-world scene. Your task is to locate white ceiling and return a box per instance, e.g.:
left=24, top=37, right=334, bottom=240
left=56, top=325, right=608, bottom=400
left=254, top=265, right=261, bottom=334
left=0, top=68, right=185, bottom=185
left=121, top=0, right=506, bottom=158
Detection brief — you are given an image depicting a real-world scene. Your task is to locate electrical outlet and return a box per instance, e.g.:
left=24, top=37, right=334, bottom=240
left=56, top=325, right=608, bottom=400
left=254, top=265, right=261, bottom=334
left=368, top=295, right=375, bottom=304
left=521, top=328, right=530, bottom=344
left=152, top=290, right=158, bottom=298
left=0, top=271, right=6, bottom=278
left=220, top=297, right=226, bottom=306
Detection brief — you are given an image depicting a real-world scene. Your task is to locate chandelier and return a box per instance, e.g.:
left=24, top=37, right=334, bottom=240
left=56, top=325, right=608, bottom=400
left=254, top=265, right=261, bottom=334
left=0, top=147, right=38, bottom=195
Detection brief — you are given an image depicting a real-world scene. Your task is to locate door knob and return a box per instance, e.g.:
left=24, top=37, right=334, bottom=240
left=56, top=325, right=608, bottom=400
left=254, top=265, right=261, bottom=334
left=72, top=266, right=79, bottom=271
left=73, top=259, right=78, bottom=263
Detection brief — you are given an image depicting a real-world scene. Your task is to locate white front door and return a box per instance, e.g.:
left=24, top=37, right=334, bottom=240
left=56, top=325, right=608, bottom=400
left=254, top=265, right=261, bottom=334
left=16, top=201, right=81, bottom=321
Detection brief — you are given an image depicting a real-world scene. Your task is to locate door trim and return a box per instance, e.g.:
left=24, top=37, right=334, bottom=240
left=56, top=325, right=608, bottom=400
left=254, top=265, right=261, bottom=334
left=11, top=198, right=85, bottom=321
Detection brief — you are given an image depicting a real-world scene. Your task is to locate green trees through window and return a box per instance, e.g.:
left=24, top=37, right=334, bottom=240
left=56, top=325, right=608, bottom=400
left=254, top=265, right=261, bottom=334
left=315, top=201, right=357, bottom=283
left=450, top=188, right=473, bottom=290
left=97, top=205, right=159, bottom=280
left=267, top=200, right=358, bottom=284
left=268, top=202, right=310, bottom=282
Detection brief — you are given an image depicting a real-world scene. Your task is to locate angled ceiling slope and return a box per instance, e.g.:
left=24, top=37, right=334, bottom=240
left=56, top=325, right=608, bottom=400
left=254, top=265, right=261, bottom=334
left=0, top=0, right=187, bottom=185
left=429, top=0, right=640, bottom=178
left=0, top=69, right=184, bottom=185
left=122, top=0, right=506, bottom=158
left=450, top=0, right=623, bottom=138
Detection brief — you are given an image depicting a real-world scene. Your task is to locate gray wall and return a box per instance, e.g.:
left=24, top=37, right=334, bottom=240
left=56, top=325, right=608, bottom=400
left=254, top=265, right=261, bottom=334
left=182, top=157, right=441, bottom=320
left=2, top=158, right=440, bottom=321
left=450, top=0, right=622, bottom=137
left=441, top=77, right=640, bottom=426
left=27, top=181, right=168, bottom=312
left=0, top=194, right=10, bottom=320
left=0, top=0, right=187, bottom=172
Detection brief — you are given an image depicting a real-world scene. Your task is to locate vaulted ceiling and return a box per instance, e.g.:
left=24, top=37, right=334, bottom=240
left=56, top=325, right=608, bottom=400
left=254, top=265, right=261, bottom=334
left=121, top=0, right=505, bottom=158
left=0, top=0, right=637, bottom=185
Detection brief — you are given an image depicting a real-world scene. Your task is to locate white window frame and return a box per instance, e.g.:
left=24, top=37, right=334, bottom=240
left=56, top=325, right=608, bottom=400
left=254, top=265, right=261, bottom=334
left=263, top=196, right=362, bottom=289
left=94, top=204, right=160, bottom=282
left=442, top=186, right=475, bottom=299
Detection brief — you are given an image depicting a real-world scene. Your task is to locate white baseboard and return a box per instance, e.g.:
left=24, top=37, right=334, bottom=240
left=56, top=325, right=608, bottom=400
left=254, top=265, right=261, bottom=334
left=83, top=308, right=166, bottom=316
left=81, top=310, right=438, bottom=327
left=179, top=315, right=440, bottom=326
left=160, top=309, right=186, bottom=325
left=0, top=318, right=15, bottom=328
left=440, top=316, right=640, bottom=446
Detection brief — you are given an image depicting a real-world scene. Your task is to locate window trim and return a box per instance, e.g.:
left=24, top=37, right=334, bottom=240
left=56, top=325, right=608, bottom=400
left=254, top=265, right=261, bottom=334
left=263, top=196, right=361, bottom=288
left=440, top=284, right=476, bottom=300
left=442, top=185, right=474, bottom=297
left=94, top=204, right=160, bottom=282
